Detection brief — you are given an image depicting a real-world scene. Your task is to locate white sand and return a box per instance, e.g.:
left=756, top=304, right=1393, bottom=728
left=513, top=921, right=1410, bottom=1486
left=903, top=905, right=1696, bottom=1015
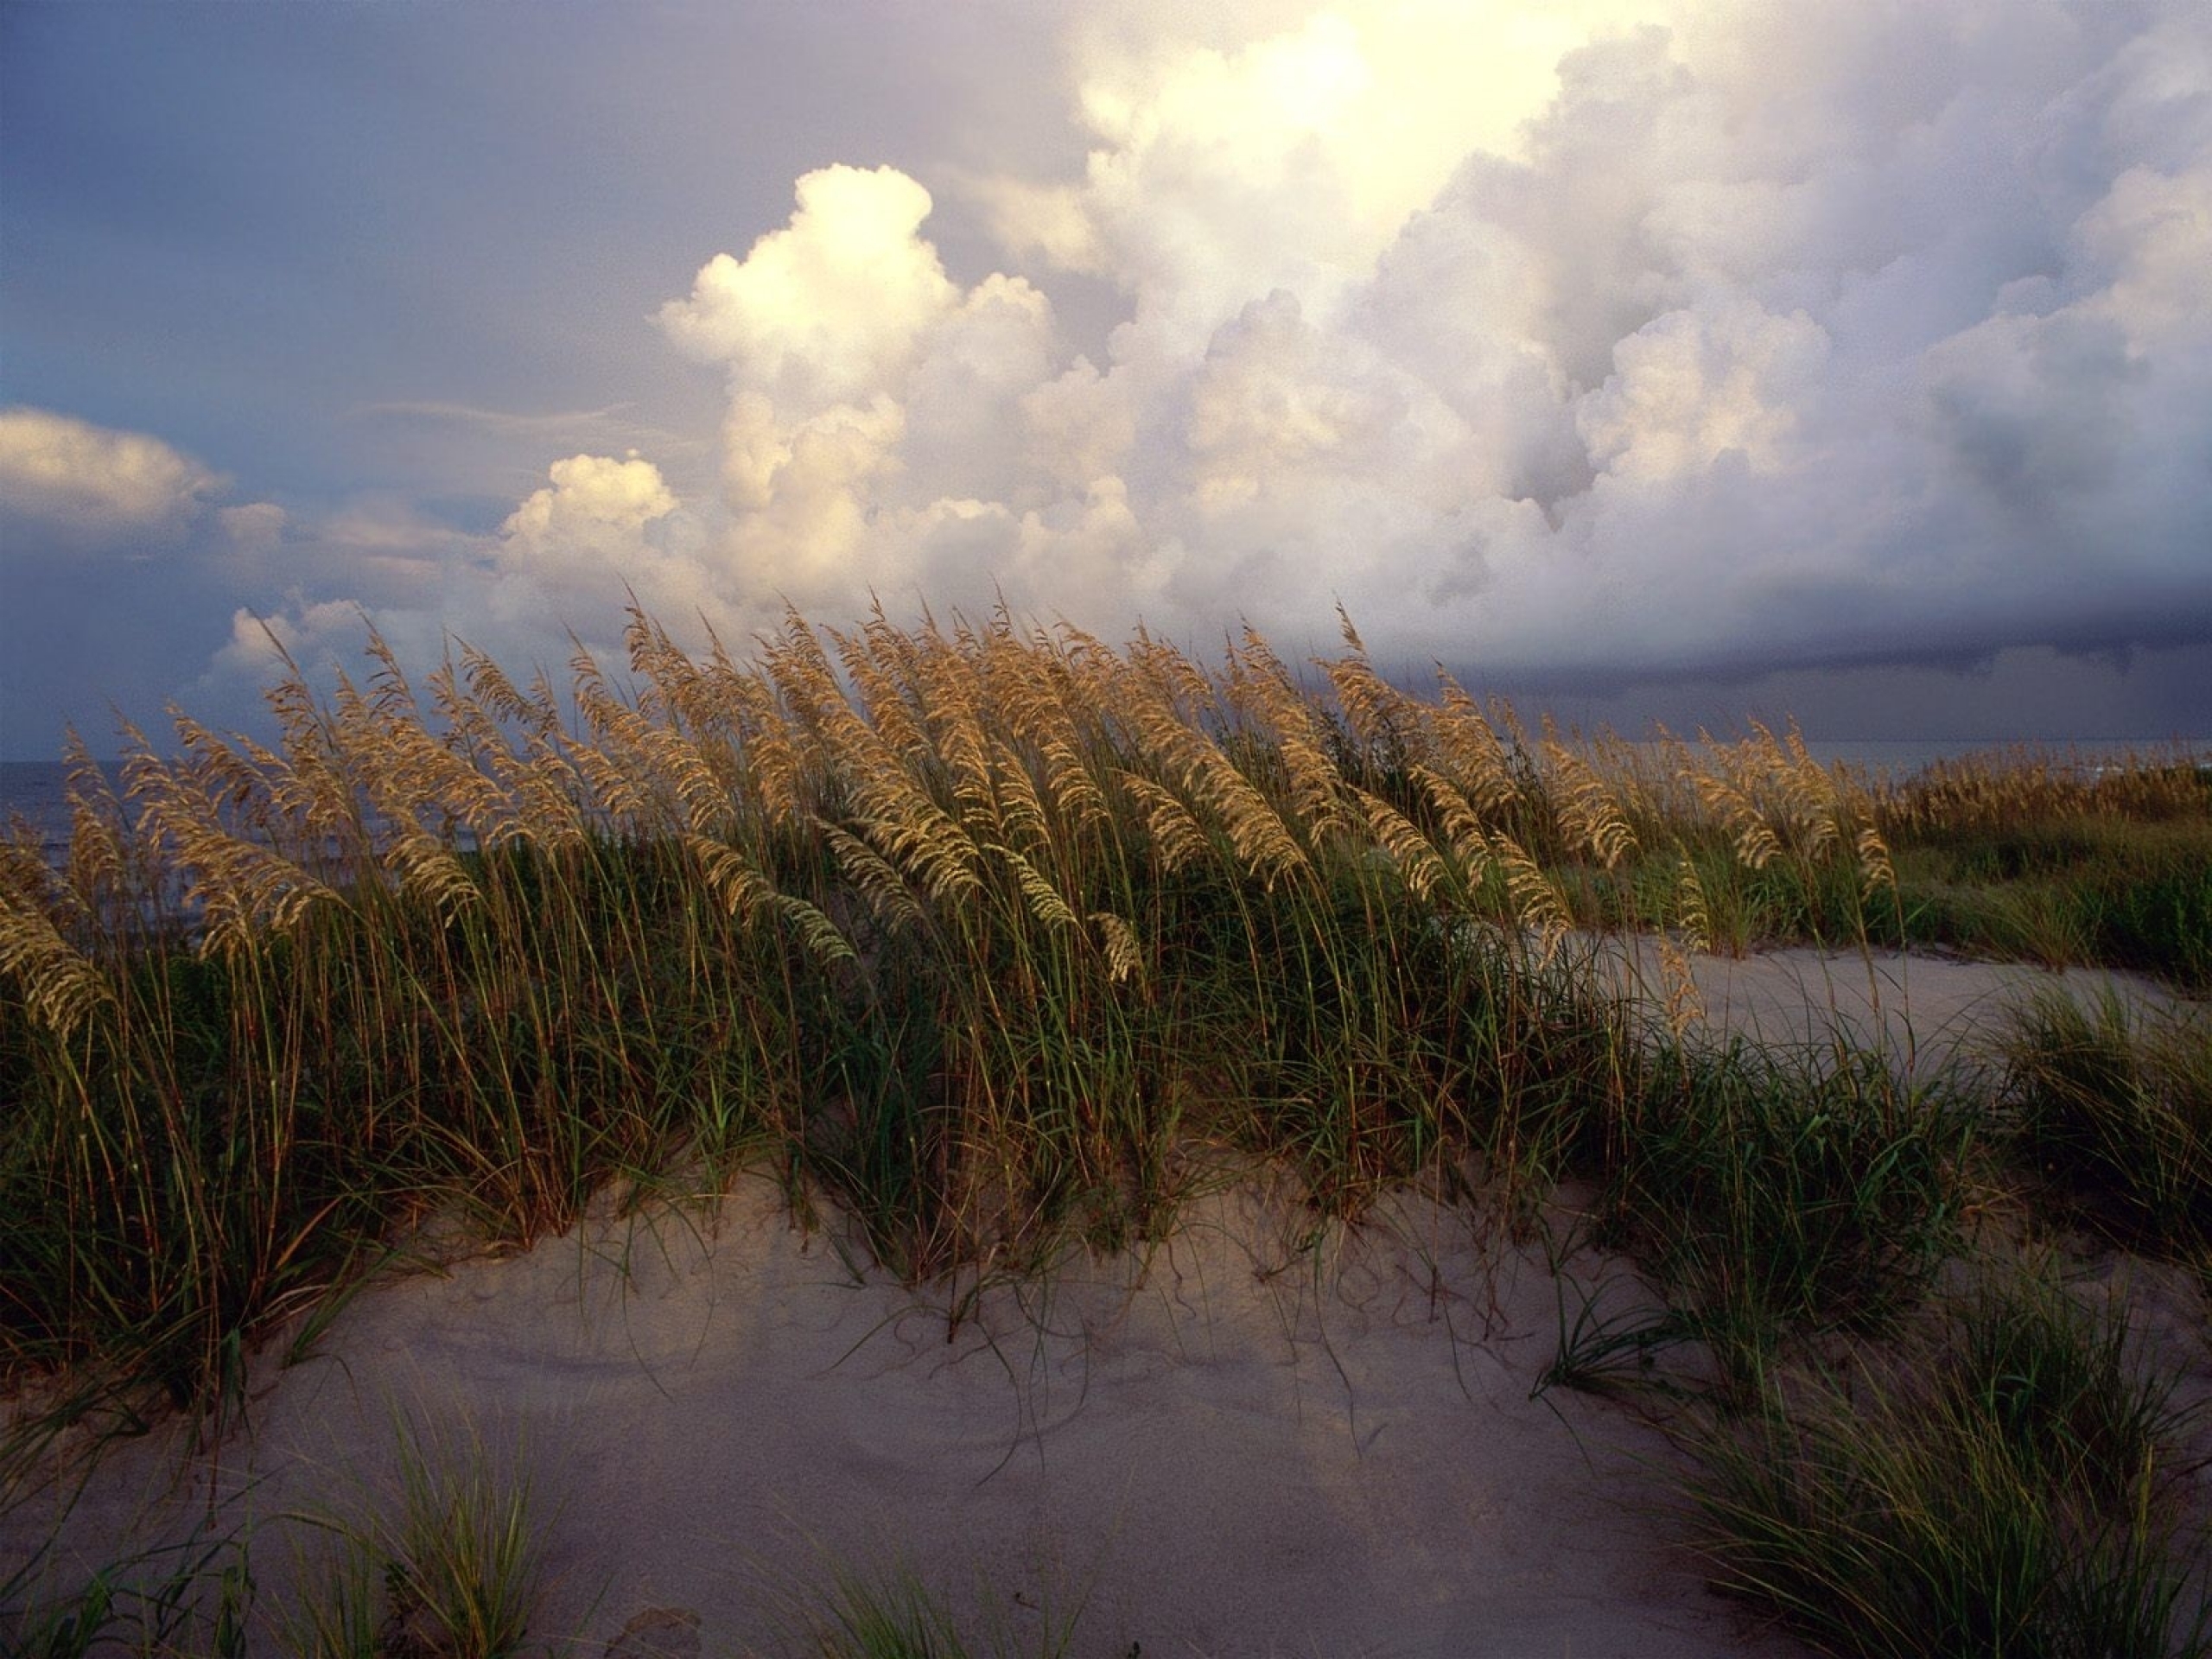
left=8, top=1181, right=1821, bottom=1657
left=1604, top=938, right=2196, bottom=1084
left=6, top=947, right=2196, bottom=1657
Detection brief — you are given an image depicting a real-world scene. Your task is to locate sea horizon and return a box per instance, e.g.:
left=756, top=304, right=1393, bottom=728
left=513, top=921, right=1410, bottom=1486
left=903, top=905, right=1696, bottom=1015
left=10, top=734, right=2209, bottom=861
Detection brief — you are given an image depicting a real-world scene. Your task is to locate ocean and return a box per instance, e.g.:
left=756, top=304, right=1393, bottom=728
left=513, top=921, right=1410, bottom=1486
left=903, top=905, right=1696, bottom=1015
left=5, top=739, right=2208, bottom=869
left=0, top=761, right=120, bottom=868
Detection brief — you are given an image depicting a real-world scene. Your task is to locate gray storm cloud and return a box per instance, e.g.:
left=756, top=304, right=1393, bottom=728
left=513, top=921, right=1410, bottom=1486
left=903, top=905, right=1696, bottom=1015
left=238, top=0, right=2212, bottom=694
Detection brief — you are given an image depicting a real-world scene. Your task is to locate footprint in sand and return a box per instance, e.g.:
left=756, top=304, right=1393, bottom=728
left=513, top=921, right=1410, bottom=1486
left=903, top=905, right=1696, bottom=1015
left=604, top=1605, right=703, bottom=1659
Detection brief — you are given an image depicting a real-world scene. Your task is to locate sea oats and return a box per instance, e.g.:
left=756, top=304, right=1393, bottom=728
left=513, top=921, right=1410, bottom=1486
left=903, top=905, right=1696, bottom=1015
left=1121, top=773, right=1208, bottom=874
left=1690, top=751, right=1783, bottom=872
left=59, top=730, right=130, bottom=907
left=821, top=820, right=927, bottom=929
left=1224, top=626, right=1308, bottom=736
left=978, top=615, right=1067, bottom=760
left=850, top=756, right=983, bottom=902
left=1276, top=732, right=1349, bottom=841
left=770, top=893, right=857, bottom=966
left=566, top=650, right=666, bottom=830
left=683, top=832, right=773, bottom=922
left=227, top=731, right=321, bottom=855
left=0, top=885, right=115, bottom=1040
left=168, top=713, right=284, bottom=846
left=1545, top=740, right=1637, bottom=869
left=1193, top=747, right=1309, bottom=888
left=916, top=624, right=998, bottom=830
left=1491, top=830, right=1569, bottom=967
left=1855, top=821, right=1897, bottom=901
left=1409, top=764, right=1491, bottom=876
left=138, top=762, right=340, bottom=956
left=717, top=667, right=809, bottom=829
left=383, top=827, right=481, bottom=922
left=0, top=831, right=52, bottom=913
left=1117, top=670, right=1198, bottom=776
left=1038, top=733, right=1110, bottom=836
left=360, top=625, right=429, bottom=730
left=761, top=607, right=849, bottom=760
left=1769, top=721, right=1841, bottom=861
left=1090, top=910, right=1145, bottom=986
left=1130, top=627, right=1219, bottom=728
left=1490, top=695, right=1532, bottom=752
left=623, top=602, right=683, bottom=692
left=1319, top=645, right=1414, bottom=765
left=1335, top=601, right=1367, bottom=656
left=1355, top=787, right=1448, bottom=903
left=332, top=651, right=512, bottom=850
left=835, top=622, right=928, bottom=764
left=1634, top=722, right=1703, bottom=825
left=988, top=737, right=1054, bottom=853
left=461, top=641, right=551, bottom=736
left=1675, top=856, right=1712, bottom=955
left=645, top=721, right=731, bottom=837
left=425, top=664, right=534, bottom=852
left=1433, top=671, right=1518, bottom=815
left=1655, top=932, right=1705, bottom=1041
left=989, top=841, right=1080, bottom=931
left=504, top=731, right=589, bottom=853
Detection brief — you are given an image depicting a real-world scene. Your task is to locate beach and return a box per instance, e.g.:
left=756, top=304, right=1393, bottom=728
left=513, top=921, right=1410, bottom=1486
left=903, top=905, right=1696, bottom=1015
left=10, top=946, right=2196, bottom=1658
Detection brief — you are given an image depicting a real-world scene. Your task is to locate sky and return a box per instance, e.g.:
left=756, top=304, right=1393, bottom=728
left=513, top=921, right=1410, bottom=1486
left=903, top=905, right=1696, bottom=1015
left=3, top=0, right=2209, bottom=760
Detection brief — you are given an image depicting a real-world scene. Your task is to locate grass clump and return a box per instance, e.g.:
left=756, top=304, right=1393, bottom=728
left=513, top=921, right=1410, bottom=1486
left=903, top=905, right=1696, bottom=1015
left=1599, top=1040, right=1967, bottom=1388
left=2004, top=992, right=2212, bottom=1255
left=1878, top=761, right=2212, bottom=989
left=1681, top=1267, right=2209, bottom=1658
left=275, top=1417, right=544, bottom=1659
left=1, top=1531, right=251, bottom=1659
left=775, top=1555, right=1085, bottom=1659
left=1890, top=814, right=2212, bottom=986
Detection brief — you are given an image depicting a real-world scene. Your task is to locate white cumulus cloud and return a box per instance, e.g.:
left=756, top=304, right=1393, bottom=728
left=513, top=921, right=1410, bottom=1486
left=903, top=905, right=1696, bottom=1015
left=659, top=165, right=961, bottom=413
left=0, top=406, right=219, bottom=546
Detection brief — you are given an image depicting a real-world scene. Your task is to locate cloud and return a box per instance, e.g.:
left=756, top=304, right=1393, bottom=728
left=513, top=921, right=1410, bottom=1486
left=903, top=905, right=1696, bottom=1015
left=344, top=399, right=709, bottom=498
left=354, top=399, right=646, bottom=435
left=207, top=596, right=368, bottom=681
left=949, top=0, right=2212, bottom=677
left=196, top=0, right=2212, bottom=715
left=1576, top=296, right=1830, bottom=484
left=486, top=450, right=736, bottom=637
left=501, top=452, right=677, bottom=545
left=219, top=501, right=288, bottom=554
left=659, top=165, right=960, bottom=412
left=0, top=406, right=219, bottom=546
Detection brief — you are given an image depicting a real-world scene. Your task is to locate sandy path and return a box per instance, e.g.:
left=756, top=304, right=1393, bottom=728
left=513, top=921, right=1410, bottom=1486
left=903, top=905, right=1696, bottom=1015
left=1599, top=938, right=2196, bottom=1082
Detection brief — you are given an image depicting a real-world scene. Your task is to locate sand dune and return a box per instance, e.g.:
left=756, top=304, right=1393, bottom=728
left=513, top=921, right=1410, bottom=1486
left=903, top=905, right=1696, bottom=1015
left=11, top=1184, right=1813, bottom=1657
left=6, top=948, right=2193, bottom=1657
